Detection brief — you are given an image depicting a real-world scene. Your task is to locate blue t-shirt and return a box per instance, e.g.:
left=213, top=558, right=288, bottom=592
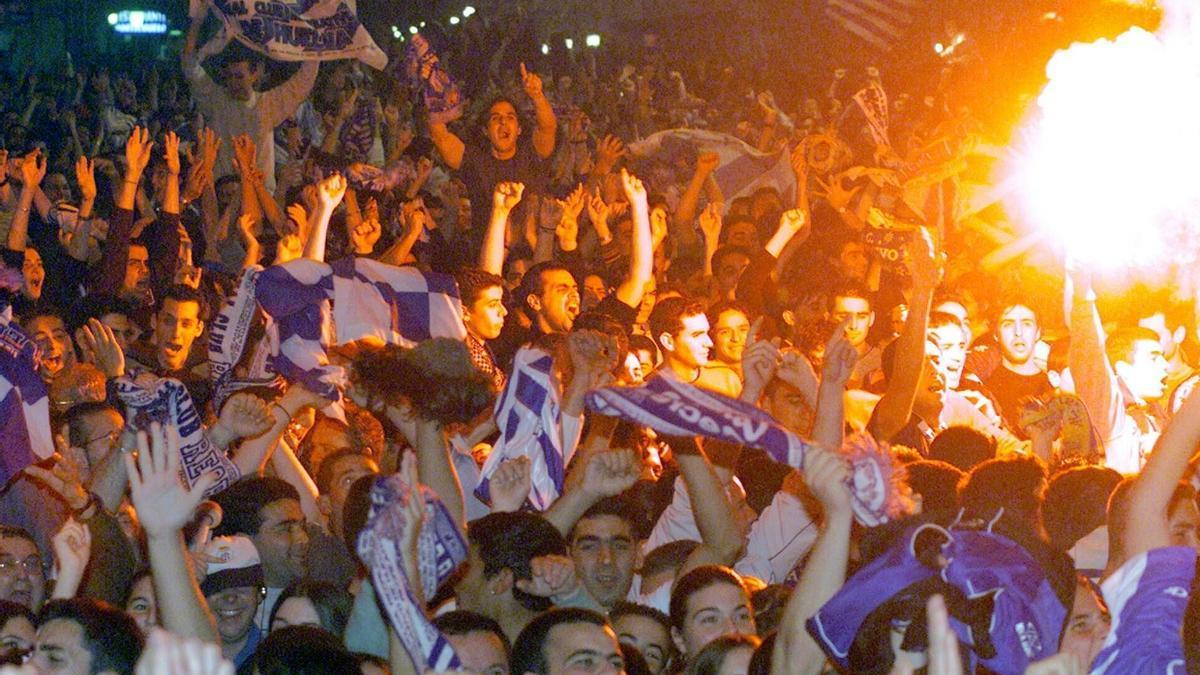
left=233, top=622, right=264, bottom=668
left=1089, top=546, right=1197, bottom=674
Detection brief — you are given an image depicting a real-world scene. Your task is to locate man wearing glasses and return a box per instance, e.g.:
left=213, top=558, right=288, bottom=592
left=0, top=526, right=44, bottom=612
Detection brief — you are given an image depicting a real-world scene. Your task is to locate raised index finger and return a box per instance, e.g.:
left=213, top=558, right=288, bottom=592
left=746, top=316, right=765, bottom=345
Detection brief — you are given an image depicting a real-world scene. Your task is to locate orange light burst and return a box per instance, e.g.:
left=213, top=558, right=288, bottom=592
left=1006, top=1, right=1200, bottom=271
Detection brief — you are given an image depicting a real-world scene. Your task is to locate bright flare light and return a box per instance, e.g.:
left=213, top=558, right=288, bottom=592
left=462, top=6, right=475, bottom=17
left=586, top=34, right=601, bottom=48
left=1007, top=0, right=1200, bottom=270
left=449, top=16, right=460, bottom=25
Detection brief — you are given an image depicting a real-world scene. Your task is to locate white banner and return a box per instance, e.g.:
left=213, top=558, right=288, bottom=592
left=194, top=0, right=387, bottom=70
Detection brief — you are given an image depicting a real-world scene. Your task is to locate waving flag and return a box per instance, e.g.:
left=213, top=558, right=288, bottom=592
left=359, top=472, right=466, bottom=671
left=193, top=0, right=387, bottom=69
left=628, top=129, right=796, bottom=208
left=826, top=0, right=921, bottom=53
left=476, top=348, right=565, bottom=511
left=586, top=374, right=908, bottom=527
left=0, top=322, right=51, bottom=486
left=254, top=257, right=466, bottom=401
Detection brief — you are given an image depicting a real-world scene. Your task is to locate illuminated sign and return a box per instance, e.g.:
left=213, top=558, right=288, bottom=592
left=108, top=10, right=168, bottom=35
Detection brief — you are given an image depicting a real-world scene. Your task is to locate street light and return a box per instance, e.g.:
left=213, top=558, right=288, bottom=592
left=585, top=34, right=601, bottom=48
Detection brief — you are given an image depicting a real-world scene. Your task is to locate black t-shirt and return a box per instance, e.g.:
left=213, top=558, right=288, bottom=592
left=983, top=366, right=1054, bottom=435
left=459, top=140, right=550, bottom=233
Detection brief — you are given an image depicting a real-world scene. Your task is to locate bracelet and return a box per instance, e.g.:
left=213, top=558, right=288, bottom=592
left=273, top=403, right=294, bottom=420
left=72, top=492, right=100, bottom=519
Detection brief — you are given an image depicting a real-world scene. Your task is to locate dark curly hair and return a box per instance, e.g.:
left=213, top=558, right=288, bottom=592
left=351, top=338, right=494, bottom=425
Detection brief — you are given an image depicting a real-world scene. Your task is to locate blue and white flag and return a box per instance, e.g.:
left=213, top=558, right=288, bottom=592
left=586, top=374, right=907, bottom=527
left=358, top=472, right=466, bottom=671
left=826, top=0, right=920, bottom=54
left=628, top=129, right=796, bottom=208
left=193, top=0, right=388, bottom=69
left=255, top=257, right=466, bottom=401
left=476, top=348, right=565, bottom=511
left=114, top=373, right=241, bottom=497
left=0, top=322, right=52, bottom=486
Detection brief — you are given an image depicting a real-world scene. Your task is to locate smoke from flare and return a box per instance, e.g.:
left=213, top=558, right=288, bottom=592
left=1008, top=0, right=1200, bottom=271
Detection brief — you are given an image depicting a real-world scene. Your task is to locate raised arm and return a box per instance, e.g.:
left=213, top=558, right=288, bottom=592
left=304, top=173, right=346, bottom=261
left=614, top=169, right=653, bottom=308
left=521, top=63, right=557, bottom=159
left=125, top=424, right=219, bottom=642
left=481, top=182, right=524, bottom=275
left=812, top=320, right=858, bottom=451
left=674, top=152, right=720, bottom=252
left=673, top=437, right=745, bottom=577
left=1125, top=384, right=1200, bottom=559
left=428, top=122, right=465, bottom=170
left=1065, top=264, right=1121, bottom=449
left=867, top=230, right=940, bottom=442
left=6, top=149, right=45, bottom=253
left=772, top=447, right=854, bottom=675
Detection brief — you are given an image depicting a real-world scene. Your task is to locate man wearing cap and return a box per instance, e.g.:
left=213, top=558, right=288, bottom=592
left=202, top=535, right=266, bottom=667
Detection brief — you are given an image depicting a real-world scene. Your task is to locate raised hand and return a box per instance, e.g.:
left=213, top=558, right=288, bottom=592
left=174, top=238, right=202, bottom=287
left=520, top=62, right=544, bottom=100
left=492, top=181, right=525, bottom=212
left=78, top=318, right=125, bottom=379
left=125, top=423, right=218, bottom=539
left=348, top=202, right=381, bottom=255
left=740, top=319, right=783, bottom=402
left=905, top=226, right=942, bottom=291
left=779, top=208, right=809, bottom=240
left=585, top=188, right=610, bottom=229
left=316, top=173, right=348, bottom=208
left=698, top=202, right=723, bottom=246
left=231, top=135, right=257, bottom=176
left=50, top=517, right=91, bottom=586
left=25, top=436, right=91, bottom=512
left=820, top=317, right=859, bottom=389
left=75, top=156, right=97, bottom=202
left=776, top=350, right=819, bottom=399
left=163, top=131, right=181, bottom=177
left=568, top=330, right=619, bottom=390
left=136, top=628, right=235, bottom=675
left=594, top=134, right=627, bottom=173
left=214, top=392, right=273, bottom=441
left=581, top=448, right=640, bottom=499
left=696, top=151, right=720, bottom=176
left=489, top=456, right=532, bottom=513
left=19, top=148, right=46, bottom=187
left=515, top=554, right=577, bottom=598
left=619, top=168, right=647, bottom=207
left=124, top=126, right=155, bottom=177
left=398, top=452, right=426, bottom=564
left=803, top=445, right=851, bottom=515
left=558, top=184, right=586, bottom=223
left=337, top=86, right=361, bottom=123
left=286, top=203, right=308, bottom=237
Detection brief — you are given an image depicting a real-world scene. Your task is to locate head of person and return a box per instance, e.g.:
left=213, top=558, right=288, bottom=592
left=301, top=409, right=383, bottom=480
left=41, top=173, right=70, bottom=206
left=511, top=608, right=624, bottom=675
left=583, top=273, right=609, bottom=312
left=120, top=242, right=151, bottom=306
left=995, top=303, right=1041, bottom=369
left=32, top=599, right=143, bottom=675
left=1041, top=466, right=1122, bottom=554
left=650, top=297, right=711, bottom=372
left=0, top=600, right=34, bottom=662
left=640, top=541, right=700, bottom=598
left=200, top=535, right=264, bottom=648
left=1107, top=478, right=1200, bottom=570
left=64, top=402, right=123, bottom=480
left=829, top=236, right=869, bottom=283
left=22, top=310, right=76, bottom=381
left=569, top=497, right=640, bottom=611
left=828, top=284, right=874, bottom=349
left=73, top=297, right=139, bottom=355
left=927, top=311, right=968, bottom=390
left=723, top=215, right=759, bottom=250
left=22, top=248, right=43, bottom=301
left=683, top=634, right=760, bottom=675
left=0, top=527, right=43, bottom=613
left=611, top=603, right=674, bottom=675
left=268, top=580, right=352, bottom=638
left=485, top=96, right=522, bottom=158
left=214, top=175, right=241, bottom=212
left=1107, top=326, right=1169, bottom=401
left=244, top=625, right=359, bottom=674
left=710, top=246, right=752, bottom=297
left=457, top=268, right=509, bottom=341
left=956, top=455, right=1048, bottom=536
left=433, top=611, right=511, bottom=675
left=154, top=285, right=206, bottom=372
left=928, top=426, right=995, bottom=473
left=932, top=294, right=971, bottom=335
left=706, top=302, right=751, bottom=366
left=669, top=566, right=754, bottom=660
left=123, top=570, right=156, bottom=634
left=628, top=335, right=658, bottom=384
left=1058, top=575, right=1110, bottom=668
left=219, top=54, right=263, bottom=101
left=213, top=477, right=308, bottom=587
left=903, top=460, right=964, bottom=514
left=759, top=376, right=813, bottom=435
left=314, top=449, right=379, bottom=541
left=457, top=512, right=567, bottom=619
left=519, top=263, right=580, bottom=334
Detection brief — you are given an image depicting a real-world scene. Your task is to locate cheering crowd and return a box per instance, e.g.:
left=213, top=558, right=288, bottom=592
left=0, top=2, right=1196, bottom=674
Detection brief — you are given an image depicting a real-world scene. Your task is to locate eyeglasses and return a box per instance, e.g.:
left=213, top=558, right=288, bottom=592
left=0, top=557, right=42, bottom=576
left=84, top=429, right=121, bottom=447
